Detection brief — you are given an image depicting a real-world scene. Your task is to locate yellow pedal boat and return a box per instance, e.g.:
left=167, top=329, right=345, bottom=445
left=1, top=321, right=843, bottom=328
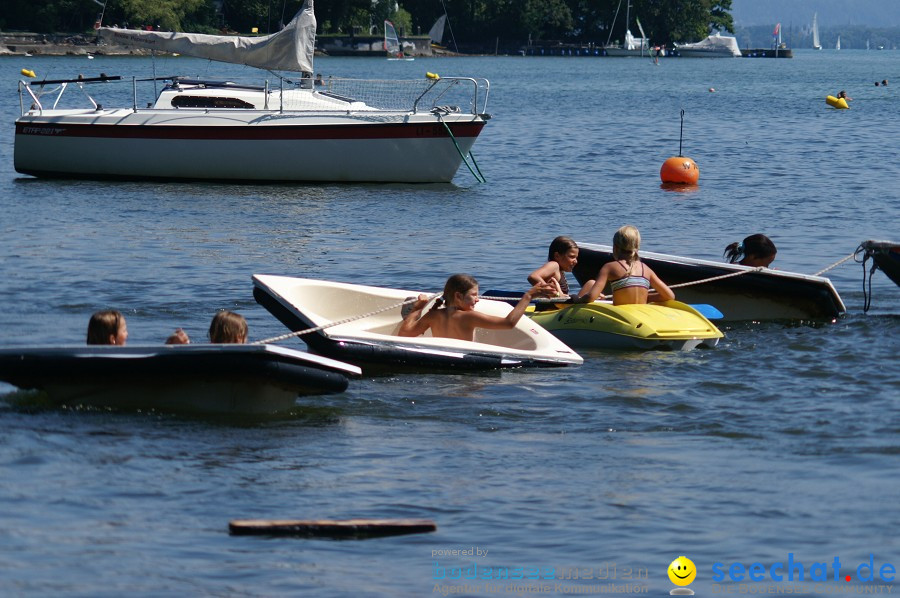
left=527, top=300, right=724, bottom=351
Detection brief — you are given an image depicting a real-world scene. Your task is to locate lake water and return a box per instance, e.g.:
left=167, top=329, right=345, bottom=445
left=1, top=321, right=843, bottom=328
left=0, top=50, right=898, bottom=597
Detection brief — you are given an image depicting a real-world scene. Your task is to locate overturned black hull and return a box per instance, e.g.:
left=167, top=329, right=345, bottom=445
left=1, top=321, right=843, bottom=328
left=860, top=240, right=900, bottom=287
left=0, top=344, right=359, bottom=414
left=572, top=242, right=846, bottom=322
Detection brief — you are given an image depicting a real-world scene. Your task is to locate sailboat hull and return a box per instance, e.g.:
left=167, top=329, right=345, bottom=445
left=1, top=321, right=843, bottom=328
left=15, top=110, right=485, bottom=183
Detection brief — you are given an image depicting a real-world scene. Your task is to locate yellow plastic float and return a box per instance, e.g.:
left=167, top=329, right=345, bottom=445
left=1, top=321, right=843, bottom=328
left=826, top=95, right=849, bottom=109
left=526, top=300, right=723, bottom=351
left=21, top=68, right=36, bottom=78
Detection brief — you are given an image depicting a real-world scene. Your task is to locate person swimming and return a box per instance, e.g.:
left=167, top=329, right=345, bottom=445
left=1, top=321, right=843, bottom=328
left=723, top=234, right=777, bottom=268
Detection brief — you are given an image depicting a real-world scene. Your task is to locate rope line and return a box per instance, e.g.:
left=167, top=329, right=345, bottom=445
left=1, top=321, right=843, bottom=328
left=435, top=111, right=486, bottom=183
left=812, top=252, right=856, bottom=276
left=251, top=294, right=437, bottom=345
left=854, top=243, right=879, bottom=313
left=668, top=267, right=764, bottom=288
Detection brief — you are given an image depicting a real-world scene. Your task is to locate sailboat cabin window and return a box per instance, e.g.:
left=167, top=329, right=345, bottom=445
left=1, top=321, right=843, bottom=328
left=171, top=96, right=255, bottom=109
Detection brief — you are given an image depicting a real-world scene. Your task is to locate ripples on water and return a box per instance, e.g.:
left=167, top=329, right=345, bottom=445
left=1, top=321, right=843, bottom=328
left=0, top=52, right=898, bottom=595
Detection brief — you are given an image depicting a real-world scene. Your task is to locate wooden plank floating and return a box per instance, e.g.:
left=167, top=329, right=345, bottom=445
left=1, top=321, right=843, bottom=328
left=229, top=518, right=437, bottom=539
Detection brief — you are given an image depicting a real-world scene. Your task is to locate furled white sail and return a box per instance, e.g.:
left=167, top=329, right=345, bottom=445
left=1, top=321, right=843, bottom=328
left=99, top=0, right=316, bottom=73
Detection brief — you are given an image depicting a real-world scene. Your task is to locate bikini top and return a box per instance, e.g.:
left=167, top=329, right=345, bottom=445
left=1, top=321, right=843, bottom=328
left=609, top=261, right=650, bottom=292
left=558, top=272, right=569, bottom=295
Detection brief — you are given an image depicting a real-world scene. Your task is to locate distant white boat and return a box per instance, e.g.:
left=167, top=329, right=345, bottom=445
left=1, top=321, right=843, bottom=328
left=836, top=35, right=841, bottom=50
left=674, top=33, right=742, bottom=58
left=812, top=13, right=822, bottom=50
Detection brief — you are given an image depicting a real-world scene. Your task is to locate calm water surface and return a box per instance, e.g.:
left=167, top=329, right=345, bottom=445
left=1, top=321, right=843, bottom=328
left=0, top=51, right=898, bottom=596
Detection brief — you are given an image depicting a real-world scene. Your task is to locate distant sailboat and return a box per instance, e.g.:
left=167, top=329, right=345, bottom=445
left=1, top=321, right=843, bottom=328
left=428, top=14, right=447, bottom=46
left=384, top=20, right=413, bottom=60
left=604, top=0, right=649, bottom=56
left=836, top=35, right=841, bottom=50
left=812, top=13, right=822, bottom=50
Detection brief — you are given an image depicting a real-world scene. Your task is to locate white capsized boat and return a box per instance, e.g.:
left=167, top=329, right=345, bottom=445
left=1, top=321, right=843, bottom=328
left=572, top=242, right=845, bottom=322
left=14, top=0, right=489, bottom=183
left=252, top=275, right=583, bottom=371
left=0, top=344, right=360, bottom=415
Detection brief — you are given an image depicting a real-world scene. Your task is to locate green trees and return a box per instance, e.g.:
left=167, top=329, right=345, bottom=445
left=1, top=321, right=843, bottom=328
left=0, top=0, right=734, bottom=46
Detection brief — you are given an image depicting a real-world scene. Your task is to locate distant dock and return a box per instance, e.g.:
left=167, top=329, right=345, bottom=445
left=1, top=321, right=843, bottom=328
left=519, top=44, right=793, bottom=58
left=741, top=48, right=793, bottom=58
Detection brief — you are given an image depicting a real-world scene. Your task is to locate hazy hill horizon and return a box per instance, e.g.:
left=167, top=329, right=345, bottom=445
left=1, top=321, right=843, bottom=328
left=732, top=0, right=900, bottom=27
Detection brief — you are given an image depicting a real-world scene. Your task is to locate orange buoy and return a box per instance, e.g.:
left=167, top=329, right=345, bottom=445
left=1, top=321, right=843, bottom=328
left=660, top=156, right=699, bottom=185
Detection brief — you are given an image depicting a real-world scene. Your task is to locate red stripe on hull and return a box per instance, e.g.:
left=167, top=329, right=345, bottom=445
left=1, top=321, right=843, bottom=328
left=15, top=120, right=485, bottom=141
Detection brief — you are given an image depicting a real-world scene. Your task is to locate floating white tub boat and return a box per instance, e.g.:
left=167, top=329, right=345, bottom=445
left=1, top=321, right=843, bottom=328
left=14, top=1, right=489, bottom=184
left=252, top=275, right=583, bottom=371
left=573, top=242, right=846, bottom=322
left=0, top=344, right=360, bottom=415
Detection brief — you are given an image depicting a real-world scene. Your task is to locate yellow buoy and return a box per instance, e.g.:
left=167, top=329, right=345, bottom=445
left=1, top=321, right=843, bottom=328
left=826, top=95, right=849, bottom=109
left=426, top=72, right=440, bottom=80
left=21, top=68, right=36, bottom=78
left=660, top=156, right=700, bottom=185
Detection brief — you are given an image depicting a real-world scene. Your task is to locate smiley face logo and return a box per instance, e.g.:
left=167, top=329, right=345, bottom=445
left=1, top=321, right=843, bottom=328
left=668, top=556, right=696, bottom=586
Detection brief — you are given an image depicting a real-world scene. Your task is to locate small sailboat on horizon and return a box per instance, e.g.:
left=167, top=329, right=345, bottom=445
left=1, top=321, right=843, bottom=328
left=836, top=35, right=841, bottom=50
left=812, top=12, right=822, bottom=50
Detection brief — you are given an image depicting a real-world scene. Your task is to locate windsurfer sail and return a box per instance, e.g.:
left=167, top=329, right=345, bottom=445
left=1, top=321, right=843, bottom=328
left=384, top=20, right=403, bottom=58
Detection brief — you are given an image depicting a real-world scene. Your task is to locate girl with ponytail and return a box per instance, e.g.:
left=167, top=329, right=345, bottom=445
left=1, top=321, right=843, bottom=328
left=399, top=274, right=552, bottom=341
left=575, top=225, right=674, bottom=305
left=723, top=234, right=777, bottom=267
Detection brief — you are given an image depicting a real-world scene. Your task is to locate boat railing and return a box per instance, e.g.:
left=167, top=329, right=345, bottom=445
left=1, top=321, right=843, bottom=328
left=18, top=74, right=491, bottom=117
left=282, top=76, right=490, bottom=115
left=18, top=75, right=122, bottom=115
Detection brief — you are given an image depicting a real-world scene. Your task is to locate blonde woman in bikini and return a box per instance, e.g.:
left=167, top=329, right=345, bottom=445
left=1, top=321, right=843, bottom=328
left=575, top=225, right=675, bottom=305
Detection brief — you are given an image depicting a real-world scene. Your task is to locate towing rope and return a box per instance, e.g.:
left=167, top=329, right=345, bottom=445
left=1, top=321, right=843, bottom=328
left=668, top=267, right=764, bottom=288
left=479, top=269, right=766, bottom=302
left=813, top=252, right=856, bottom=276
left=252, top=294, right=437, bottom=345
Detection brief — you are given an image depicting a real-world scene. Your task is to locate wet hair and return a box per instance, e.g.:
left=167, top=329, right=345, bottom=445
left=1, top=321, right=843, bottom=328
left=433, top=274, right=479, bottom=310
left=724, top=234, right=777, bottom=264
left=612, top=225, right=641, bottom=274
left=548, top=236, right=578, bottom=261
left=208, top=310, right=248, bottom=343
left=87, top=309, right=124, bottom=345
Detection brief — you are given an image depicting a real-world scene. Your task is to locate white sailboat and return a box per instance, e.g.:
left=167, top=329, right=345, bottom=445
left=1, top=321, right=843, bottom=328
left=604, top=0, right=649, bottom=57
left=15, top=0, right=490, bottom=183
left=836, top=35, right=841, bottom=50
left=384, top=20, right=413, bottom=60
left=812, top=13, right=822, bottom=50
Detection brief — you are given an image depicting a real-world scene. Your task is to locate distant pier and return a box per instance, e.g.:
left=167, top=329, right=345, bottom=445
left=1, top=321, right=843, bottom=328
left=741, top=48, right=793, bottom=58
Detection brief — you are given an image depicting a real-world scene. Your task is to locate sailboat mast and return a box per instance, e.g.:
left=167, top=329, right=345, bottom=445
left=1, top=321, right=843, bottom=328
left=625, top=0, right=631, bottom=39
